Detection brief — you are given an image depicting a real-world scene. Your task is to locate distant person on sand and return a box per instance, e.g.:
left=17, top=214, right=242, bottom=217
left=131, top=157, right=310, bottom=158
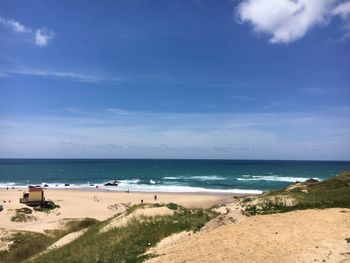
left=154, top=195, right=157, bottom=201
left=141, top=199, right=143, bottom=204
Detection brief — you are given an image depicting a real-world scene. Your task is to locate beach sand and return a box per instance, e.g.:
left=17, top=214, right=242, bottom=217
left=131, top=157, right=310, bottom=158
left=0, top=188, right=232, bottom=233
left=146, top=208, right=350, bottom=263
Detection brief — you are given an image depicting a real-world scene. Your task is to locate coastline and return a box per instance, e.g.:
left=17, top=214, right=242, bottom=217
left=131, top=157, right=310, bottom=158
left=0, top=185, right=263, bottom=195
left=0, top=188, right=236, bottom=233
left=1, top=172, right=349, bottom=262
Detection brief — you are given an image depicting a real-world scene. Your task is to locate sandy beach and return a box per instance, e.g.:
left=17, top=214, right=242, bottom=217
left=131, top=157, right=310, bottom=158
left=0, top=188, right=232, bottom=233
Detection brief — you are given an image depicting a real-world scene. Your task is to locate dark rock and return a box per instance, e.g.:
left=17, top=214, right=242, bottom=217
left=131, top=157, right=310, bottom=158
left=104, top=180, right=120, bottom=186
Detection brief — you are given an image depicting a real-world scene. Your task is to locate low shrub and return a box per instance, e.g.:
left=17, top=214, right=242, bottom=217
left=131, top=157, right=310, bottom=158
left=11, top=208, right=36, bottom=222
left=166, top=203, right=179, bottom=210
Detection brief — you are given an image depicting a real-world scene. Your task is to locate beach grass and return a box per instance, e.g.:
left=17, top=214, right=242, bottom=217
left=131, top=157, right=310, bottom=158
left=32, top=205, right=217, bottom=263
left=242, top=171, right=350, bottom=215
left=10, top=208, right=37, bottom=222
left=0, top=232, right=52, bottom=263
left=0, top=218, right=99, bottom=263
left=44, top=217, right=99, bottom=239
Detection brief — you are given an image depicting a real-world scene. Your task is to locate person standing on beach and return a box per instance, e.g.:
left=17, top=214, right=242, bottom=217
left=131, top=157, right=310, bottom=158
left=154, top=195, right=157, bottom=201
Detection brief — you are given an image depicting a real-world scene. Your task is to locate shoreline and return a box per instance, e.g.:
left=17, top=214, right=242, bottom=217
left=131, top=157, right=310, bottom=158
left=0, top=185, right=266, bottom=196
left=0, top=188, right=237, bottom=233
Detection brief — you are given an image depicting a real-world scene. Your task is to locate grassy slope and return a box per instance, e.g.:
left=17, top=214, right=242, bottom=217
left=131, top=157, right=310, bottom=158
left=33, top=206, right=216, bottom=263
left=242, top=171, right=350, bottom=215
left=0, top=218, right=99, bottom=263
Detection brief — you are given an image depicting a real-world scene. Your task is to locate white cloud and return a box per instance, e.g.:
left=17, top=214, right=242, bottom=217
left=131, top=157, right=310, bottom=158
left=35, top=29, right=54, bottom=47
left=333, top=1, right=350, bottom=18
left=0, top=17, right=31, bottom=33
left=0, top=15, right=54, bottom=47
left=0, top=16, right=31, bottom=33
left=5, top=69, right=122, bottom=83
left=236, top=0, right=350, bottom=43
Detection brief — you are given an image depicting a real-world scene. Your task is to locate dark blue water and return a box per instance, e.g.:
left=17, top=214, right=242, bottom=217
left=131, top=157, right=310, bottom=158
left=0, top=159, right=349, bottom=193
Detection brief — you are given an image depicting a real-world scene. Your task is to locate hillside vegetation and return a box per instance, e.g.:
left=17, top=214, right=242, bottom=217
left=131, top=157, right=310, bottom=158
left=32, top=204, right=216, bottom=263
left=240, top=171, right=350, bottom=215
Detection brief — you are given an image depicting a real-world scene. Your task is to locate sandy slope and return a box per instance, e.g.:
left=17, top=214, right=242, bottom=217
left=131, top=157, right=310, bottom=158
left=0, top=188, right=231, bottom=233
left=146, top=208, right=350, bottom=263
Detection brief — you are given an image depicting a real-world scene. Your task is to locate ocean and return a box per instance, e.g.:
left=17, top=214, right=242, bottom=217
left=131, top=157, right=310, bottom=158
left=0, top=159, right=349, bottom=194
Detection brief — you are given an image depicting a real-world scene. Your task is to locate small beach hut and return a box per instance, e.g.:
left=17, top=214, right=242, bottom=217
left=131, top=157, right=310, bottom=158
left=20, top=186, right=45, bottom=206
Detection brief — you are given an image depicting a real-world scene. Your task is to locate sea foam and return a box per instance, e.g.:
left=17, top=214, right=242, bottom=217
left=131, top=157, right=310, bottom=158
left=237, top=175, right=321, bottom=182
left=0, top=179, right=262, bottom=194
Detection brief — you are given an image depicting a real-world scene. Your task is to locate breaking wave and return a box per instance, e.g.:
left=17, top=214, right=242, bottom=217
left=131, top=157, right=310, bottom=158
left=237, top=175, right=321, bottom=182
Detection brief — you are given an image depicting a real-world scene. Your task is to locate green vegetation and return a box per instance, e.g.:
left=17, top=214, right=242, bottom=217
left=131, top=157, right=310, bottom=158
left=0, top=232, right=52, bottom=263
left=125, top=202, right=166, bottom=214
left=10, top=202, right=60, bottom=222
left=44, top=218, right=99, bottom=239
left=241, top=197, right=253, bottom=203
left=0, top=204, right=215, bottom=263
left=0, top=218, right=99, bottom=263
left=34, top=201, right=60, bottom=213
left=33, top=205, right=217, bottom=263
left=241, top=171, right=350, bottom=215
left=11, top=208, right=37, bottom=222
left=125, top=203, right=146, bottom=215
left=166, top=202, right=179, bottom=210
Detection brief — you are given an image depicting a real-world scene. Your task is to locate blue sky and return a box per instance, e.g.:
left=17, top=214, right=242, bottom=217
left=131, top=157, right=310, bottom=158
left=0, top=0, right=349, bottom=160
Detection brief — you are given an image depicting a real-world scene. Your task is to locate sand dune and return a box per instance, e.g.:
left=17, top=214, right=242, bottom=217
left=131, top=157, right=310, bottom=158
left=146, top=208, right=350, bottom=263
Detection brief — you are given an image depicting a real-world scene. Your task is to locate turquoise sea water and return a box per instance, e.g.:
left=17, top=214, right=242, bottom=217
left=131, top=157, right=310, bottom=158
left=0, top=159, right=349, bottom=194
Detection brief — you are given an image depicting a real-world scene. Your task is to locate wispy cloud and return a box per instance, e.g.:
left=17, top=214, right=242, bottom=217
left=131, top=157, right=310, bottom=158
left=1, top=109, right=349, bottom=159
left=4, top=69, right=122, bottom=83
left=0, top=16, right=31, bottom=33
left=236, top=0, right=350, bottom=44
left=105, top=108, right=134, bottom=115
left=0, top=15, right=54, bottom=47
